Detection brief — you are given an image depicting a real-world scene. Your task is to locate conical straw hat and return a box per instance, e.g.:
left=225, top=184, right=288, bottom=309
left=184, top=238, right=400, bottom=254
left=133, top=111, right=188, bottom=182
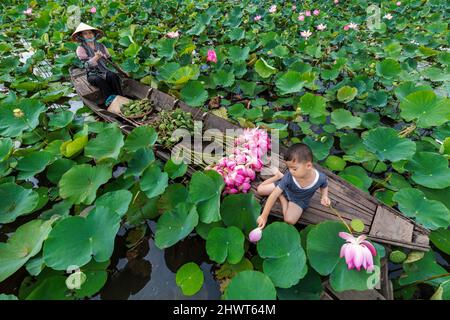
left=71, top=22, right=104, bottom=41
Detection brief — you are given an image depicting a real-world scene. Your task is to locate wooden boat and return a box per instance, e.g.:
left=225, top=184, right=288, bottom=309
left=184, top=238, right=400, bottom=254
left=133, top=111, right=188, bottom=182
left=69, top=67, right=430, bottom=254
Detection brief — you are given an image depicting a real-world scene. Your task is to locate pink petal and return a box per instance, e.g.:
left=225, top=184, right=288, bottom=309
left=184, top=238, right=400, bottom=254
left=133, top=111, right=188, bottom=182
left=362, top=240, right=377, bottom=257
left=353, top=247, right=363, bottom=271
left=338, top=232, right=353, bottom=241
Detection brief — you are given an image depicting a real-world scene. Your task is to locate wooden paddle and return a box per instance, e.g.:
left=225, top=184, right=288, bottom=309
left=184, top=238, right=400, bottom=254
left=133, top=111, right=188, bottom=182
left=102, top=56, right=130, bottom=78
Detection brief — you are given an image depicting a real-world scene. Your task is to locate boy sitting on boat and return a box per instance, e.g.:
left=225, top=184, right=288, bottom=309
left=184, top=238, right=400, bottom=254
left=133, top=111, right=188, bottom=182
left=256, top=143, right=330, bottom=228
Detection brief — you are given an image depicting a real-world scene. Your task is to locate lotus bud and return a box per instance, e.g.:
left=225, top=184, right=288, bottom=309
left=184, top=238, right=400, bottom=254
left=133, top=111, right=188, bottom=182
left=249, top=227, right=262, bottom=243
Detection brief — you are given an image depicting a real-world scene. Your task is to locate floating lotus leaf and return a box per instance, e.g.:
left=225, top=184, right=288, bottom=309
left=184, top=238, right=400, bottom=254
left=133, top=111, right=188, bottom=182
left=43, top=206, right=121, bottom=270
left=376, top=58, right=401, bottom=79
left=126, top=186, right=159, bottom=225
left=0, top=138, right=13, bottom=162
left=60, top=135, right=88, bottom=158
left=19, top=269, right=71, bottom=300
left=175, top=262, right=204, bottom=296
left=0, top=98, right=46, bottom=137
left=84, top=125, right=124, bottom=162
left=429, top=228, right=450, bottom=255
left=164, top=158, right=188, bottom=179
left=123, top=125, right=157, bottom=152
left=16, top=151, right=54, bottom=180
left=206, top=226, right=245, bottom=264
left=362, top=127, right=416, bottom=162
left=58, top=164, right=112, bottom=205
left=339, top=166, right=372, bottom=192
left=276, top=269, right=323, bottom=300
left=195, top=221, right=225, bottom=240
left=157, top=183, right=189, bottom=212
left=47, top=110, right=74, bottom=131
left=46, top=158, right=76, bottom=184
left=215, top=258, right=253, bottom=280
left=0, top=182, right=39, bottom=223
left=324, top=155, right=346, bottom=171
left=303, top=136, right=334, bottom=161
left=254, top=58, right=277, bottom=78
left=298, top=93, right=328, bottom=118
left=154, top=203, right=199, bottom=249
left=257, top=222, right=307, bottom=288
left=275, top=71, right=305, bottom=95
left=180, top=81, right=208, bottom=107
left=390, top=250, right=407, bottom=264
left=221, top=193, right=260, bottom=235
left=124, top=147, right=155, bottom=178
left=223, top=270, right=276, bottom=300
left=167, top=65, right=199, bottom=85
left=331, top=109, right=361, bottom=129
left=405, top=152, right=450, bottom=189
left=393, top=188, right=450, bottom=230
left=0, top=218, right=54, bottom=282
left=95, top=190, right=132, bottom=218
left=399, top=90, right=450, bottom=128
left=399, top=251, right=450, bottom=287
left=431, top=280, right=450, bottom=300
left=212, top=69, right=235, bottom=88
left=336, top=86, right=358, bottom=103
left=139, top=162, right=169, bottom=199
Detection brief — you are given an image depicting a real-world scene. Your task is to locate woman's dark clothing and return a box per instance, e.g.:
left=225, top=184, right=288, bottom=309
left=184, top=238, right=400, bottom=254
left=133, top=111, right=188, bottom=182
left=76, top=41, right=123, bottom=101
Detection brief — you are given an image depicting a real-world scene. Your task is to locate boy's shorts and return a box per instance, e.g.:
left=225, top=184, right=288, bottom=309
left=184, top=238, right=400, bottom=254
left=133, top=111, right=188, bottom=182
left=274, top=181, right=309, bottom=210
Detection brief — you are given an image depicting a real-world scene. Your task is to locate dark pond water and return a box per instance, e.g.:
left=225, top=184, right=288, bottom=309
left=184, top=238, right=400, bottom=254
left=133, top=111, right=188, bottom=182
left=92, top=221, right=221, bottom=300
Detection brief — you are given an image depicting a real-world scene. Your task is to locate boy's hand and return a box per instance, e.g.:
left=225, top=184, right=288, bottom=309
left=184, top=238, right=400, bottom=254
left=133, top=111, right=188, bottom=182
left=256, top=215, right=267, bottom=229
left=321, top=195, right=331, bottom=207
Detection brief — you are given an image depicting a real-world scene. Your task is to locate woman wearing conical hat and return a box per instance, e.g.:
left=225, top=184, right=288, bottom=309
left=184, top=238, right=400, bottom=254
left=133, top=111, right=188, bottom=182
left=72, top=22, right=125, bottom=107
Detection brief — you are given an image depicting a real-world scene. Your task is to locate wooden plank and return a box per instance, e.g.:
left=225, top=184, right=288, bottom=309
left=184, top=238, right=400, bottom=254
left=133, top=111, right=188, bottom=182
left=369, top=205, right=414, bottom=244
left=380, top=257, right=394, bottom=300
left=320, top=291, right=334, bottom=300
left=323, top=281, right=386, bottom=300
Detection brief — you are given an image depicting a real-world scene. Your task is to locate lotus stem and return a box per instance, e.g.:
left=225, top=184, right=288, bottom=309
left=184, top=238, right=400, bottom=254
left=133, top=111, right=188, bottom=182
left=328, top=203, right=353, bottom=234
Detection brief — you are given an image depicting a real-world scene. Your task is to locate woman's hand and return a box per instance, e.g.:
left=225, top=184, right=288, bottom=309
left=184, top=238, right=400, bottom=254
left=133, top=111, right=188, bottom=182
left=256, top=215, right=267, bottom=229
left=94, top=51, right=104, bottom=60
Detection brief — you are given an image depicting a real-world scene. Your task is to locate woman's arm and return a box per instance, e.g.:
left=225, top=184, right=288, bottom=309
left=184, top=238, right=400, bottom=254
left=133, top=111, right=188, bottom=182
left=76, top=46, right=102, bottom=67
left=257, top=186, right=283, bottom=228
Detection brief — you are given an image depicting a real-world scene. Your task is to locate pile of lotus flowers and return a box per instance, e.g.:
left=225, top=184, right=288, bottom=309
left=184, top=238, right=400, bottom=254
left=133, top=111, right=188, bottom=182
left=211, top=128, right=270, bottom=194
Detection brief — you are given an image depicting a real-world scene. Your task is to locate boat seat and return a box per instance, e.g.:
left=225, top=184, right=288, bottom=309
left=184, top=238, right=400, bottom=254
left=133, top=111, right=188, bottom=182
left=70, top=68, right=105, bottom=105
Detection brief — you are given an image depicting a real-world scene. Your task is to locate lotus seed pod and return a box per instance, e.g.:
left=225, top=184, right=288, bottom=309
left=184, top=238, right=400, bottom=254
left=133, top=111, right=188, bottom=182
left=249, top=227, right=262, bottom=243
left=389, top=250, right=407, bottom=264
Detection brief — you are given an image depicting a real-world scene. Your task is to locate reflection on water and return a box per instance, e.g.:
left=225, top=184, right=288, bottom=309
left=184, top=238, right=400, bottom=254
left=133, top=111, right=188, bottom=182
left=95, top=221, right=221, bottom=300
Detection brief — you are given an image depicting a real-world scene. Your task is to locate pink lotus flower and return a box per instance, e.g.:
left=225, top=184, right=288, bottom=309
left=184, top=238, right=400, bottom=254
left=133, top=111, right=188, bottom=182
left=300, top=30, right=312, bottom=40
left=292, top=5, right=297, bottom=10
left=383, top=13, right=393, bottom=20
left=254, top=15, right=262, bottom=21
left=339, top=232, right=377, bottom=272
left=249, top=227, right=263, bottom=243
left=313, top=9, right=320, bottom=16
left=90, top=7, right=97, bottom=13
left=23, top=8, right=32, bottom=15
left=298, top=14, right=305, bottom=21
left=166, top=31, right=179, bottom=38
left=316, top=23, right=327, bottom=31
left=396, top=1, right=401, bottom=6
left=343, top=25, right=350, bottom=31
left=305, top=10, right=311, bottom=17
left=206, top=49, right=217, bottom=63
left=269, top=5, right=277, bottom=13
left=348, top=22, right=359, bottom=30
left=334, top=0, right=339, bottom=3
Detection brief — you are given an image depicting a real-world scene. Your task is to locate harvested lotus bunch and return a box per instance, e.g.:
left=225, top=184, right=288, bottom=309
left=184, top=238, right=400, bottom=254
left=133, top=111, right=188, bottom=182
left=121, top=98, right=153, bottom=119
left=150, top=108, right=194, bottom=148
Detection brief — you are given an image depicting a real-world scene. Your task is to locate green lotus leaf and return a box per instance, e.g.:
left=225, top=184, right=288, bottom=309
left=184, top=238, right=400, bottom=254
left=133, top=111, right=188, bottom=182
left=164, top=159, right=188, bottom=179
left=193, top=170, right=224, bottom=223
left=362, top=127, right=416, bottom=162
left=157, top=183, right=189, bottom=213
left=167, top=65, right=199, bottom=85
left=73, top=260, right=109, bottom=299
left=58, top=164, right=112, bottom=205
left=366, top=91, right=388, bottom=107
left=228, top=46, right=250, bottom=63
left=429, top=228, right=450, bottom=255
left=298, top=93, right=328, bottom=118
left=254, top=58, right=277, bottom=78
left=126, top=186, right=159, bottom=225
left=399, top=90, right=450, bottom=128
left=223, top=270, right=276, bottom=300
left=0, top=218, right=54, bottom=282
left=399, top=251, right=450, bottom=287
left=124, top=147, right=155, bottom=178
left=422, top=67, right=450, bottom=82
left=156, top=38, right=176, bottom=59
left=432, top=280, right=450, bottom=300
left=0, top=294, right=18, bottom=300
left=390, top=250, right=407, bottom=264
left=331, top=109, right=361, bottom=129
left=212, top=69, right=235, bottom=88
left=0, top=98, right=46, bottom=137
left=393, top=188, right=450, bottom=230
left=376, top=58, right=401, bottom=79
left=405, top=152, right=450, bottom=189
left=394, top=82, right=432, bottom=101
left=95, top=190, right=132, bottom=218
left=48, top=110, right=74, bottom=131
left=339, top=165, right=372, bottom=192
left=124, top=43, right=141, bottom=58
left=206, top=226, right=245, bottom=264
left=139, top=162, right=169, bottom=199
left=215, top=258, right=253, bottom=280
left=275, top=71, right=306, bottom=95
left=257, top=222, right=307, bottom=288
left=154, top=203, right=199, bottom=249
left=19, top=269, right=71, bottom=300
left=336, top=86, right=358, bottom=103
left=0, top=138, right=13, bottom=162
left=84, top=125, right=124, bottom=162
left=175, top=262, right=204, bottom=296
left=306, top=221, right=347, bottom=276
left=43, top=206, right=121, bottom=270
left=0, top=182, right=39, bottom=224
left=303, top=136, right=334, bottom=161
left=221, top=193, right=260, bottom=235
left=180, top=81, right=208, bottom=107
left=276, top=269, right=323, bottom=300
left=16, top=151, right=54, bottom=180
left=123, top=126, right=157, bottom=152
left=46, top=158, right=76, bottom=184
left=324, top=155, right=346, bottom=171
left=60, top=135, right=88, bottom=158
